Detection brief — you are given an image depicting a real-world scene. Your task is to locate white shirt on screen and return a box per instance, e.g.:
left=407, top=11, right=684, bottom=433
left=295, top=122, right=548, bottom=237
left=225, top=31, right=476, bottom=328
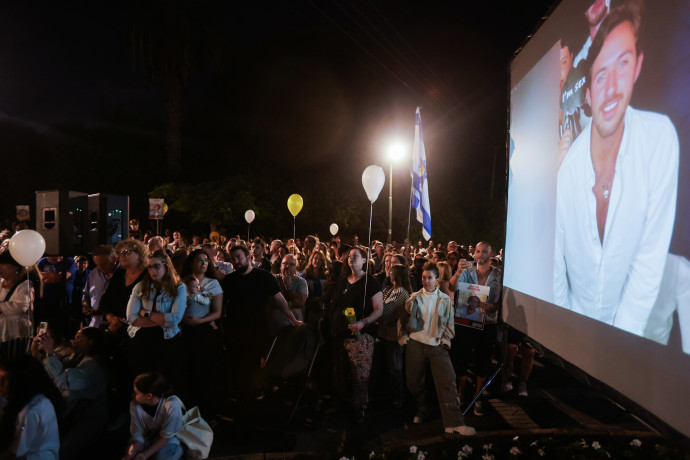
left=553, top=106, right=679, bottom=337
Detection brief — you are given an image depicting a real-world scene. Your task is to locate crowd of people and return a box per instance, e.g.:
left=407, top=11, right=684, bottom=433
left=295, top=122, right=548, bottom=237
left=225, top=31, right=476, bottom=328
left=0, top=220, right=537, bottom=459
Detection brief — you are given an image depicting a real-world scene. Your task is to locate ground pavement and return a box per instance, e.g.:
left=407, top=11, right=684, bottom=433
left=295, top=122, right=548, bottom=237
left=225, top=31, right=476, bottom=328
left=200, top=355, right=686, bottom=459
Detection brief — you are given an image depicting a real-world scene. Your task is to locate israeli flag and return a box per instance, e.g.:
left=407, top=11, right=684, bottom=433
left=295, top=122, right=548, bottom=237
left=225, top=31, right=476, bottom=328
left=410, top=106, right=431, bottom=241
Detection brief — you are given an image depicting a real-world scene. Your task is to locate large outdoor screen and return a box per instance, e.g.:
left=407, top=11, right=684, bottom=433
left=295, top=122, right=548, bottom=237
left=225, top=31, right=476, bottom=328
left=505, top=0, right=689, bottom=436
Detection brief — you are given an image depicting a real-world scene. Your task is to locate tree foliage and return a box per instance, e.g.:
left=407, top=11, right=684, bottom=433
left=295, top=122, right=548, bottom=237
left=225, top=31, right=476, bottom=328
left=149, top=176, right=274, bottom=231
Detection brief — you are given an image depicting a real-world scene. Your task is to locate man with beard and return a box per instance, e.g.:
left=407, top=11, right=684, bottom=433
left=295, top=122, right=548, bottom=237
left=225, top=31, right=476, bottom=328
left=554, top=4, right=679, bottom=337
left=450, top=242, right=502, bottom=416
left=220, top=245, right=303, bottom=397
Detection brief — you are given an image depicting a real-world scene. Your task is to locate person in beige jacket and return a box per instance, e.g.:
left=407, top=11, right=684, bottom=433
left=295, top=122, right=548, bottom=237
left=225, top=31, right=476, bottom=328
left=399, top=262, right=475, bottom=436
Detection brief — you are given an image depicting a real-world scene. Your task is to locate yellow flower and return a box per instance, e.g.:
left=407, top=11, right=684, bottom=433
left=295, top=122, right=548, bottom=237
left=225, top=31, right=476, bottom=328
left=344, top=308, right=356, bottom=317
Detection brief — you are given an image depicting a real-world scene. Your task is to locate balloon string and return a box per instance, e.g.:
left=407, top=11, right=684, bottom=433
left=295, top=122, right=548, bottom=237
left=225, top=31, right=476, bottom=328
left=363, top=201, right=373, bottom=317
left=27, top=268, right=35, bottom=340
left=293, top=216, right=296, bottom=255
left=247, top=223, right=251, bottom=242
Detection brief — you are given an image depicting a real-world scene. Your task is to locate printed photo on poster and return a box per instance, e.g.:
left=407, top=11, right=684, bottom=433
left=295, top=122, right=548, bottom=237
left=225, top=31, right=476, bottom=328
left=454, top=282, right=491, bottom=330
left=149, top=198, right=164, bottom=220
left=16, top=205, right=30, bottom=222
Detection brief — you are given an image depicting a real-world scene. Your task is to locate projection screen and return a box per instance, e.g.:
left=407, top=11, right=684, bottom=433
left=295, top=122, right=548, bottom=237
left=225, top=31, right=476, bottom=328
left=505, top=0, right=690, bottom=436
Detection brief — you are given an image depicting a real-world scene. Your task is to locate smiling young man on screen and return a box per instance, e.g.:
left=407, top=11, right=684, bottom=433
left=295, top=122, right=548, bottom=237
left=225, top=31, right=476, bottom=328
left=553, top=2, right=679, bottom=337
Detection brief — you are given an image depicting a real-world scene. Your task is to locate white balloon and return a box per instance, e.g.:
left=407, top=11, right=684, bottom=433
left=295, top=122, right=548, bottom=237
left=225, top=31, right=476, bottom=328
left=362, top=165, right=386, bottom=202
left=329, top=223, right=339, bottom=236
left=244, top=210, right=255, bottom=224
left=8, top=230, right=46, bottom=267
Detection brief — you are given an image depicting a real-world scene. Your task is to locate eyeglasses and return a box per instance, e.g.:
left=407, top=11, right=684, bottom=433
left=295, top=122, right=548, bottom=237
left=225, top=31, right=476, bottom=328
left=196, top=259, right=209, bottom=265
left=119, top=249, right=135, bottom=257
left=147, top=263, right=166, bottom=270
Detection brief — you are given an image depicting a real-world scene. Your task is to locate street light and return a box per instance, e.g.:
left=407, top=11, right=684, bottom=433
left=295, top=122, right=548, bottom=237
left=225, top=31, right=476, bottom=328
left=387, top=143, right=406, bottom=245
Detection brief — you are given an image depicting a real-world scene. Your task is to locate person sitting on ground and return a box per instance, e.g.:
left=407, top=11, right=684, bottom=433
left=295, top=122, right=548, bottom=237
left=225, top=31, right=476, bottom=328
left=33, top=327, right=109, bottom=458
left=0, top=356, right=64, bottom=460
left=123, top=371, right=184, bottom=460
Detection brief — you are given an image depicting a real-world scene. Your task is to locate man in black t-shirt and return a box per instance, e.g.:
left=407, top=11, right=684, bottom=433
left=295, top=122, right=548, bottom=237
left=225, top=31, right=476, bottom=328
left=220, top=245, right=302, bottom=396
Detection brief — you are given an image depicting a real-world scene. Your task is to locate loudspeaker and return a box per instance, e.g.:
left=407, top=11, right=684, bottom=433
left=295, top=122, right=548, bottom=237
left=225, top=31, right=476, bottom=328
left=87, top=193, right=129, bottom=249
left=35, top=190, right=89, bottom=256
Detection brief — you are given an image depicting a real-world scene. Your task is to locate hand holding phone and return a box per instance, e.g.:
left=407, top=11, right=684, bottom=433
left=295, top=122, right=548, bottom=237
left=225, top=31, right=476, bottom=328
left=37, top=322, right=49, bottom=336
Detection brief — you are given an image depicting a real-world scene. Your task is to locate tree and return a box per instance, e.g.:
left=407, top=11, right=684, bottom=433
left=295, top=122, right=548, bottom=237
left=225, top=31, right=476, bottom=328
left=149, top=176, right=279, bottom=234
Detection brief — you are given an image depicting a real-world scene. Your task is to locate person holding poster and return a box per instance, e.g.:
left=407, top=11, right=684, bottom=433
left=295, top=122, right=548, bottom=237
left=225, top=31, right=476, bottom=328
left=450, top=242, right=502, bottom=416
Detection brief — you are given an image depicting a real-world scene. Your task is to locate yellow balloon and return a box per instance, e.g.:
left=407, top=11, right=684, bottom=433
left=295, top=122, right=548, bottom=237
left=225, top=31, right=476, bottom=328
left=287, top=194, right=303, bottom=217
left=163, top=203, right=169, bottom=215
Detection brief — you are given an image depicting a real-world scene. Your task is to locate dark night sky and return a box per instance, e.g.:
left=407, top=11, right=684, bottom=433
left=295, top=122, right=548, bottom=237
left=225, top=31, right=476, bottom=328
left=1, top=0, right=559, bottom=243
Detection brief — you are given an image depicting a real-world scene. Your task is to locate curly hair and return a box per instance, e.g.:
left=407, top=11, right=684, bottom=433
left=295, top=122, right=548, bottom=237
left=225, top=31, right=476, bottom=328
left=115, top=238, right=148, bottom=269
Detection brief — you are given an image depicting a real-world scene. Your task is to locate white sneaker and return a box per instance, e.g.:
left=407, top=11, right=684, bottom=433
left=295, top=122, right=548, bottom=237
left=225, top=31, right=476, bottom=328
left=518, top=382, right=528, bottom=396
left=413, top=415, right=425, bottom=424
left=504, top=381, right=513, bottom=392
left=445, top=425, right=476, bottom=436
left=473, top=401, right=485, bottom=416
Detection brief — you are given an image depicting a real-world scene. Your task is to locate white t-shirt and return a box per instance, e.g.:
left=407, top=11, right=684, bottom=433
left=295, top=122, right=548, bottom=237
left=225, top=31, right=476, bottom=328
left=13, top=394, right=59, bottom=460
left=410, top=289, right=441, bottom=346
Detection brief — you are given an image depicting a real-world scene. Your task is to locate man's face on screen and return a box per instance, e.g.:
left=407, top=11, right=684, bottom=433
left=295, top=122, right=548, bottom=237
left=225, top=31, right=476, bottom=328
left=587, top=21, right=643, bottom=142
left=585, top=0, right=608, bottom=27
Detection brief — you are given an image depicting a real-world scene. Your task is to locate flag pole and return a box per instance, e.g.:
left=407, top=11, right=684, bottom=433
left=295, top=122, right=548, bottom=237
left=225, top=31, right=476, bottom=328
left=406, top=181, right=413, bottom=252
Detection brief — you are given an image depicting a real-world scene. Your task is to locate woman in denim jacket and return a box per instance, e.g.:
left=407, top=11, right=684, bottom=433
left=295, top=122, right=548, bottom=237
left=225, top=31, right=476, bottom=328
left=398, top=262, right=475, bottom=437
left=126, top=250, right=186, bottom=394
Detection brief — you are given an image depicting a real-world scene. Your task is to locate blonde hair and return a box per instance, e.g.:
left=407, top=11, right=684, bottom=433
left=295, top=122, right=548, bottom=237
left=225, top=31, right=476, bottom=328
left=437, top=261, right=452, bottom=282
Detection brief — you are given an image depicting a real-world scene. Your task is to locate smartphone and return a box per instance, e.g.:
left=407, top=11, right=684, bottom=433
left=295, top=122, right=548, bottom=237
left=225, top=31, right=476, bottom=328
left=38, top=322, right=49, bottom=336
left=470, top=261, right=478, bottom=270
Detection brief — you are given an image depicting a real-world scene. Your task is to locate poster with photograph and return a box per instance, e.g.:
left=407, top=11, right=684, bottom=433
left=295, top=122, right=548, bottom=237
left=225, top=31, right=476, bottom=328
left=454, top=282, right=491, bottom=329
left=15, top=205, right=30, bottom=222
left=149, top=198, right=164, bottom=219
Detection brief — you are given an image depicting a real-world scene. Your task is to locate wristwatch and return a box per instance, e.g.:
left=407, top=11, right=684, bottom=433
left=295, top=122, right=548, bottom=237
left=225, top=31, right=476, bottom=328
left=144, top=310, right=151, bottom=318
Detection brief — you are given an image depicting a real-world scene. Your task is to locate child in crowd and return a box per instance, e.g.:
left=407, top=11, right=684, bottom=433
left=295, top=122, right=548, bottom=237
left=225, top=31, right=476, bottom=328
left=183, top=275, right=211, bottom=319
left=123, top=372, right=184, bottom=460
